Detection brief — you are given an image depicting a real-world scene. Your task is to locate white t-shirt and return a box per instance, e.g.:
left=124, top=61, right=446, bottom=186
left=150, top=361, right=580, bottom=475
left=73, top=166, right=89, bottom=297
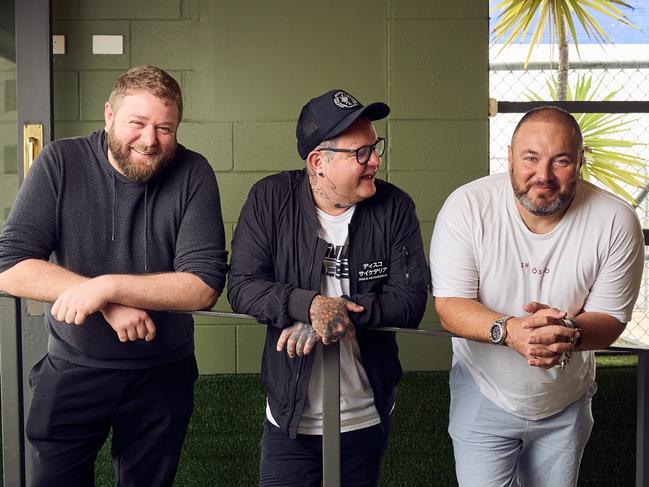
left=297, top=206, right=381, bottom=434
left=430, top=172, right=644, bottom=420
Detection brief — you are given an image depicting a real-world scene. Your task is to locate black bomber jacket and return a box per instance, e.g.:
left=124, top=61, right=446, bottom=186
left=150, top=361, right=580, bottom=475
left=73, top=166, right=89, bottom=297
left=227, top=169, right=430, bottom=439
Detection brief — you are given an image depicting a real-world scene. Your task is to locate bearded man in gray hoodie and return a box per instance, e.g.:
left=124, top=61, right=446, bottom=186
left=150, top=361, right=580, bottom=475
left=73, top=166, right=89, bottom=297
left=0, top=65, right=227, bottom=487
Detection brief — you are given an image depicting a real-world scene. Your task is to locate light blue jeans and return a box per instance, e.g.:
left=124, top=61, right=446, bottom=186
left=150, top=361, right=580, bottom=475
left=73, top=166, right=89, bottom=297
left=448, top=359, right=596, bottom=487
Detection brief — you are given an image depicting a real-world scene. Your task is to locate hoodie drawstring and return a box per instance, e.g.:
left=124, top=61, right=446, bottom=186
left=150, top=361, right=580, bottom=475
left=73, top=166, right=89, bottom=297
left=111, top=172, right=116, bottom=241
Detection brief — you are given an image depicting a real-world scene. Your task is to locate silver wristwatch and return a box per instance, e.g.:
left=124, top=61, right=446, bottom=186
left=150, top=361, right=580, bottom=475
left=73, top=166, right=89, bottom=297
left=489, top=315, right=513, bottom=345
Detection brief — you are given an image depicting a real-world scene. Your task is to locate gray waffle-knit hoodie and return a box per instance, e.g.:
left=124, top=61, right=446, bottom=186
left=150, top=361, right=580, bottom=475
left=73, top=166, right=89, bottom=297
left=0, top=130, right=227, bottom=368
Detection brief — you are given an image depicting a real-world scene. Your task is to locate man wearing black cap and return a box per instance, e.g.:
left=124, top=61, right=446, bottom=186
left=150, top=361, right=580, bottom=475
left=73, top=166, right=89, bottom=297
left=228, top=89, right=429, bottom=485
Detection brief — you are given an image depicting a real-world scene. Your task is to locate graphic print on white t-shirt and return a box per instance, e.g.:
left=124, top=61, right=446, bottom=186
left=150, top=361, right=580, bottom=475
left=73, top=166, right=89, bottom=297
left=322, top=242, right=349, bottom=280
left=296, top=206, right=381, bottom=435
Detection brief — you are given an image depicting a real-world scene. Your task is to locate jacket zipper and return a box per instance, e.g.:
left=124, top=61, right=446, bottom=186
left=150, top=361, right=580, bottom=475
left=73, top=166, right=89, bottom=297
left=287, top=226, right=320, bottom=434
left=306, top=226, right=319, bottom=287
left=348, top=222, right=356, bottom=295
left=402, top=246, right=410, bottom=284
left=287, top=356, right=303, bottom=436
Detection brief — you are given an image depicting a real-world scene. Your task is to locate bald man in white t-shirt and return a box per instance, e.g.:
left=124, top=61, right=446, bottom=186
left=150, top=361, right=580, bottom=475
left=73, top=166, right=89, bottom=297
left=430, top=106, right=644, bottom=487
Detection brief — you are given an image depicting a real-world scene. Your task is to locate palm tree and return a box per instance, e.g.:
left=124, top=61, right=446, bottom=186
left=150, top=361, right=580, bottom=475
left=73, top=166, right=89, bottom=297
left=491, top=0, right=636, bottom=99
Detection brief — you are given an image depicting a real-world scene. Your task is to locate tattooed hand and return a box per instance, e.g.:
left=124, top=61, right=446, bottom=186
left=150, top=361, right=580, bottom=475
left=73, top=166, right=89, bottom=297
left=276, top=322, right=321, bottom=358
left=309, top=295, right=364, bottom=344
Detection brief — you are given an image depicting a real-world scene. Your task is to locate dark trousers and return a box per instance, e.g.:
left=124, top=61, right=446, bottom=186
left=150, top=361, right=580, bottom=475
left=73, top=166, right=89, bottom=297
left=26, top=353, right=198, bottom=487
left=259, top=417, right=392, bottom=487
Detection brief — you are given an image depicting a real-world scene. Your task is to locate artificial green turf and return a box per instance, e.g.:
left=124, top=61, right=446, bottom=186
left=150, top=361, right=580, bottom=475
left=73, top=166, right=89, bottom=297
left=94, top=375, right=266, bottom=486
left=595, top=352, right=638, bottom=367
left=580, top=366, right=637, bottom=487
left=90, top=359, right=636, bottom=486
left=0, top=356, right=637, bottom=486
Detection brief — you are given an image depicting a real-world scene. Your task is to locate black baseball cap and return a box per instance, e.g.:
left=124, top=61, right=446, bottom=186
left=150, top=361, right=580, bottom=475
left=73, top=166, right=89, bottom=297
left=296, top=89, right=390, bottom=160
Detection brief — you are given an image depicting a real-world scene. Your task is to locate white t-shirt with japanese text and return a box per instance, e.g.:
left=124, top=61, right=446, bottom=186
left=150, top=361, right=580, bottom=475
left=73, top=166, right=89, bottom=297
left=297, top=206, right=381, bottom=434
left=266, top=206, right=381, bottom=433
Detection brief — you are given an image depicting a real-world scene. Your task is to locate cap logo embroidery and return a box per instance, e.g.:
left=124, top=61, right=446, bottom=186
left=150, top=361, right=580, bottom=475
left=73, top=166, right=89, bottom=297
left=333, top=91, right=360, bottom=109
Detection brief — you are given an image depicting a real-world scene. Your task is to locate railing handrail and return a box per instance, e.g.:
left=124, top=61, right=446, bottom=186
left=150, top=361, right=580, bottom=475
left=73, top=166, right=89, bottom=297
left=1, top=297, right=648, bottom=486
left=7, top=297, right=646, bottom=347
left=184, top=308, right=646, bottom=350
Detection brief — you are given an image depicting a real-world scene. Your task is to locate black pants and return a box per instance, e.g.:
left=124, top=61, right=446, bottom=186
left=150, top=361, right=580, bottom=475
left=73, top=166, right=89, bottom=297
left=26, top=353, right=198, bottom=487
left=259, top=417, right=392, bottom=487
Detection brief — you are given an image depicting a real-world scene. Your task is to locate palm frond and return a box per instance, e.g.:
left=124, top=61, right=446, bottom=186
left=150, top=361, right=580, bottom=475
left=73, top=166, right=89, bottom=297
left=490, top=0, right=638, bottom=66
left=525, top=73, right=647, bottom=204
left=587, top=167, right=638, bottom=202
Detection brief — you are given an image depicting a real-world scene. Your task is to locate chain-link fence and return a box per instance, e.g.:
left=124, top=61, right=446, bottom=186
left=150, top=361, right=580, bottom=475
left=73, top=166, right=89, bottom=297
left=490, top=64, right=649, bottom=346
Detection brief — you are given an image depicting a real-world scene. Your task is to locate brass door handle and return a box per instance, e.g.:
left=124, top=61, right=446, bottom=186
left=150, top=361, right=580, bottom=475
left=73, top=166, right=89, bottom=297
left=21, top=124, right=46, bottom=315
left=23, top=124, right=43, bottom=178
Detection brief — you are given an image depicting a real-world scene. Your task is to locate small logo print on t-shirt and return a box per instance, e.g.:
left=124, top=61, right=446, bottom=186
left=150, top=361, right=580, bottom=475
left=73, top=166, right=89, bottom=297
left=358, top=260, right=389, bottom=282
left=520, top=262, right=550, bottom=276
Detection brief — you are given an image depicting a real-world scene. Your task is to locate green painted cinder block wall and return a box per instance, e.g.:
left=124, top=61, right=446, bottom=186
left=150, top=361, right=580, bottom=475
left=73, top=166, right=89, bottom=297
left=45, top=0, right=489, bottom=374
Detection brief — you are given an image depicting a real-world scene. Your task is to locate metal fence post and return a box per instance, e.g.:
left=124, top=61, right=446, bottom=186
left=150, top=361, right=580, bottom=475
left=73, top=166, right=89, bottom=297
left=0, top=296, right=26, bottom=487
left=637, top=349, right=649, bottom=487
left=322, top=341, right=341, bottom=487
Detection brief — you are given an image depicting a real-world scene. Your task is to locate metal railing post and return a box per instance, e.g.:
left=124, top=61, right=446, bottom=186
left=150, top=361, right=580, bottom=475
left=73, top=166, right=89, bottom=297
left=0, top=296, right=26, bottom=487
left=322, top=341, right=341, bottom=487
left=637, top=349, right=649, bottom=487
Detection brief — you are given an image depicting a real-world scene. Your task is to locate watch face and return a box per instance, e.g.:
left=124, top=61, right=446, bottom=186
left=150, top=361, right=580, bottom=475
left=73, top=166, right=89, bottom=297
left=490, top=324, right=502, bottom=343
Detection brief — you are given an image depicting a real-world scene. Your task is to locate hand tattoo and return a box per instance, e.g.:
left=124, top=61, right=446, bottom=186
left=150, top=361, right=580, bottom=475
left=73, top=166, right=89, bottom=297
left=282, top=322, right=320, bottom=358
left=309, top=295, right=355, bottom=343
left=294, top=323, right=318, bottom=356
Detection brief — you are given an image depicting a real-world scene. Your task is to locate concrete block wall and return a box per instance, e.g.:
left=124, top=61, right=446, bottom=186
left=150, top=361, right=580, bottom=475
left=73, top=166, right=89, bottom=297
left=387, top=0, right=488, bottom=372
left=39, top=0, right=488, bottom=373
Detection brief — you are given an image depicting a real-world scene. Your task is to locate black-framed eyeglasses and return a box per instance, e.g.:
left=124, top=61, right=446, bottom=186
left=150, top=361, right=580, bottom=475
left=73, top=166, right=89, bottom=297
left=317, top=138, right=386, bottom=165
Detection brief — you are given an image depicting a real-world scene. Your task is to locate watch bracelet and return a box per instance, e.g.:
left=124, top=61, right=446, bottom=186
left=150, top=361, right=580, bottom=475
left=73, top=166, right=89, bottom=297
left=562, top=318, right=582, bottom=348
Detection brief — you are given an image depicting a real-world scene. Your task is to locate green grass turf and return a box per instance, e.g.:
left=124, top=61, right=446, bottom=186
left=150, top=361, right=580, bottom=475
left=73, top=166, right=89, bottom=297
left=595, top=352, right=637, bottom=367
left=90, top=355, right=637, bottom=486
left=0, top=355, right=638, bottom=486
left=94, top=374, right=267, bottom=486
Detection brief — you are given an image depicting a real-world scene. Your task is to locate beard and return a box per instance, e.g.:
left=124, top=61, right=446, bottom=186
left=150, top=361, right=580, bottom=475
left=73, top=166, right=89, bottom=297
left=107, top=128, right=176, bottom=183
left=510, top=168, right=577, bottom=217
